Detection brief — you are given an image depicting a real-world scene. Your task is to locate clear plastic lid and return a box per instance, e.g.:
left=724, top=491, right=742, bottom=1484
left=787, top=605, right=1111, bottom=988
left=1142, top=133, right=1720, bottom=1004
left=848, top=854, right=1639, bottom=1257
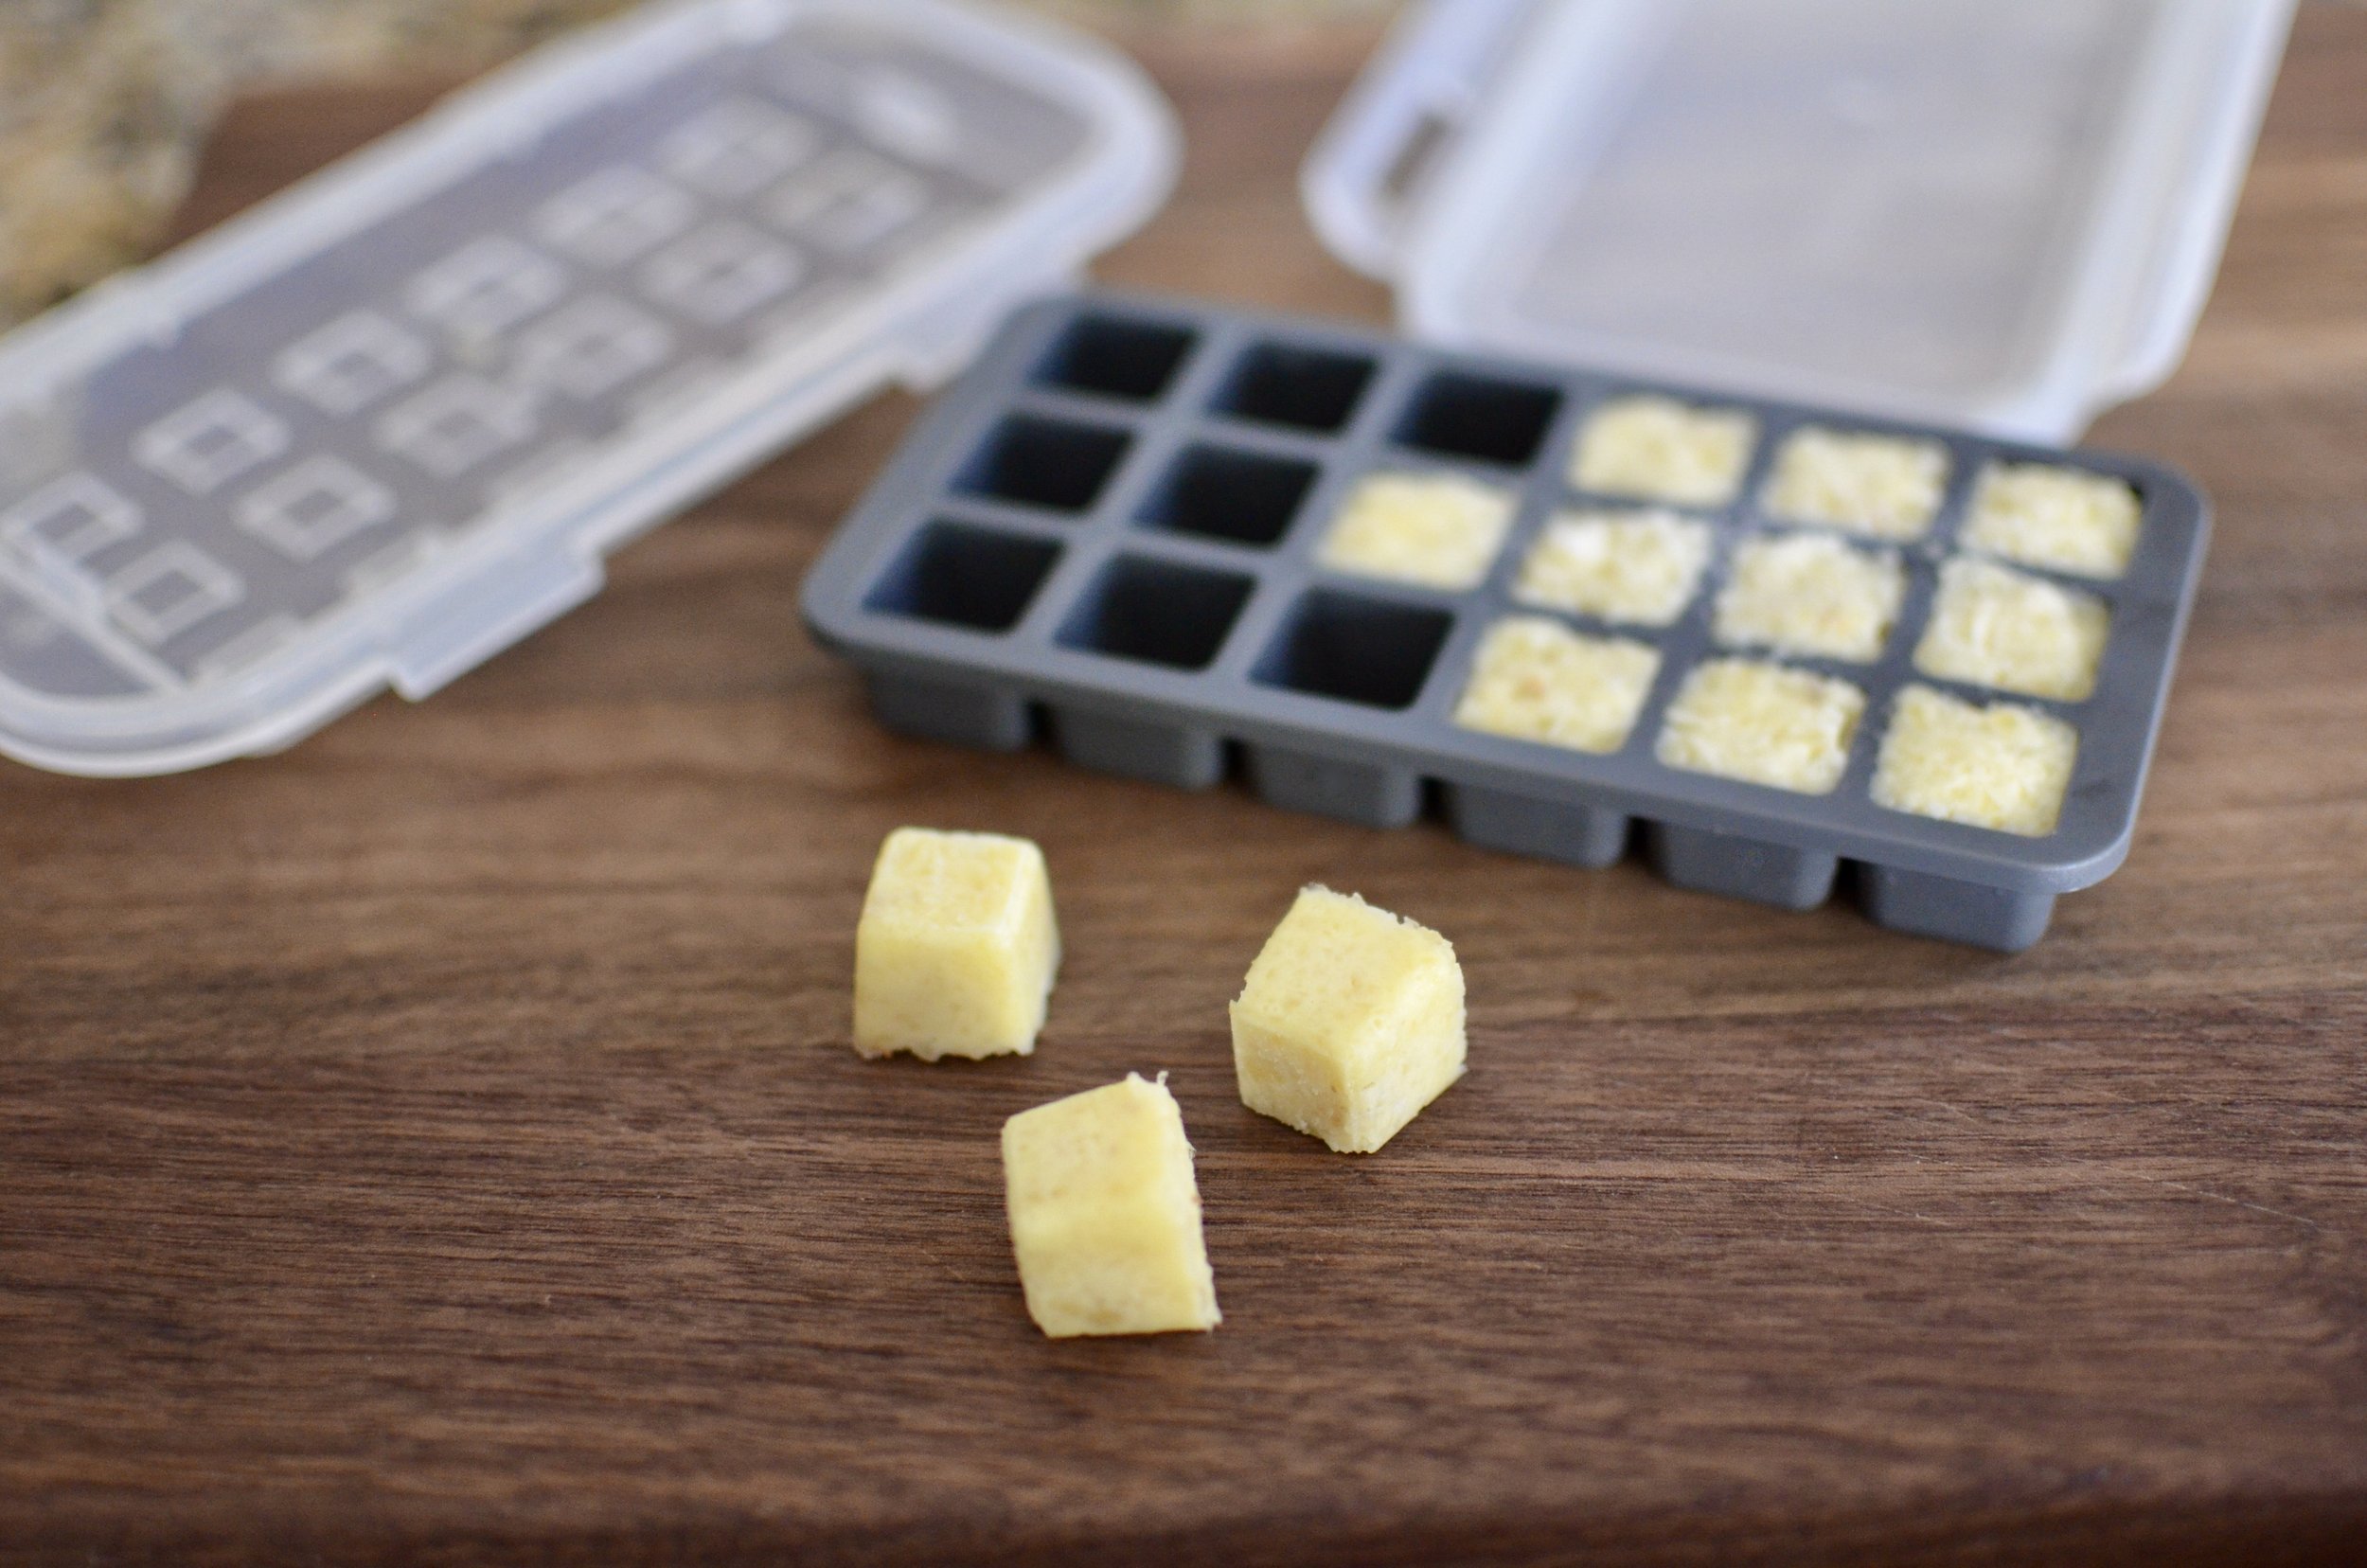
left=0, top=0, right=1175, bottom=775
left=1304, top=0, right=2291, bottom=440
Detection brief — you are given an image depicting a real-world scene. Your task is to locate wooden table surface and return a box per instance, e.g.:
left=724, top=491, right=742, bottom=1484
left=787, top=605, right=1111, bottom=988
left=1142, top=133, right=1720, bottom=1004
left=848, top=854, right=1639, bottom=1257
left=6, top=13, right=2365, bottom=1568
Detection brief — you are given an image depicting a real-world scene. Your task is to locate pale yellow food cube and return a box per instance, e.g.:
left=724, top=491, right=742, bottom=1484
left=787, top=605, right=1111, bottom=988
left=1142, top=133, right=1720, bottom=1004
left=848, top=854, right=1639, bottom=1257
left=1316, top=471, right=1516, bottom=591
left=1230, top=885, right=1465, bottom=1155
left=1914, top=556, right=2109, bottom=702
left=1002, top=1073, right=1219, bottom=1338
left=852, top=827, right=1059, bottom=1060
left=1453, top=615, right=1660, bottom=755
left=1569, top=395, right=1757, bottom=507
left=1712, top=530, right=1905, bottom=664
left=1512, top=508, right=1713, bottom=627
left=1656, top=658, right=1865, bottom=794
left=1871, top=685, right=2079, bottom=837
left=1761, top=426, right=1949, bottom=541
left=1963, top=462, right=2142, bottom=579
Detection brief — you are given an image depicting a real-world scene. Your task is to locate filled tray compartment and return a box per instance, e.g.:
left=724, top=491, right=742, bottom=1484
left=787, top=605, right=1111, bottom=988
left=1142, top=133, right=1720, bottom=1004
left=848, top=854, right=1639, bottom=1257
left=803, top=293, right=2210, bottom=951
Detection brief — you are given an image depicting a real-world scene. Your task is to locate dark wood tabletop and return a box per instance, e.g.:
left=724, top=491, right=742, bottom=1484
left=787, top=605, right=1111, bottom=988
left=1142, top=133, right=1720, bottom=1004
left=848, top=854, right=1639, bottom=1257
left=5, top=11, right=2364, bottom=1567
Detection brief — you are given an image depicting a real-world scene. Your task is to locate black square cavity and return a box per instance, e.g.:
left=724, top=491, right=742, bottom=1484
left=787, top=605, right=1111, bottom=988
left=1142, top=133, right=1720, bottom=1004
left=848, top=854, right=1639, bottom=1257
left=1059, top=556, right=1253, bottom=671
left=864, top=522, right=1059, bottom=633
left=1213, top=341, right=1376, bottom=433
left=1254, top=589, right=1451, bottom=710
left=1395, top=371, right=1560, bottom=466
left=955, top=415, right=1130, bottom=512
left=1033, top=313, right=1196, bottom=401
left=1138, top=444, right=1318, bottom=546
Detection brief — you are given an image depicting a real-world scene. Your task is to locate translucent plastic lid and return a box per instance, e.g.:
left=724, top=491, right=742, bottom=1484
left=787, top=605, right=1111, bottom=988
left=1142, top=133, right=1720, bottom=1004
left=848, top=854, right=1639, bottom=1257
left=0, top=0, right=1175, bottom=775
left=1304, top=0, right=2291, bottom=440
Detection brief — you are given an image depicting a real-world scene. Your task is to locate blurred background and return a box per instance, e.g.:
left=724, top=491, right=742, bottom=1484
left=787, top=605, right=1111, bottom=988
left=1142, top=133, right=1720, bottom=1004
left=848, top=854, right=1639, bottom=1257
left=0, top=0, right=1391, bottom=329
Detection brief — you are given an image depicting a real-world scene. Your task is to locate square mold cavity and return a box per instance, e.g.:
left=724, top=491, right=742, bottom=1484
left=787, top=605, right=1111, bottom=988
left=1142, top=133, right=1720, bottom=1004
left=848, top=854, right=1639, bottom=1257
left=1711, top=530, right=1906, bottom=665
left=1049, top=555, right=1254, bottom=789
left=1058, top=555, right=1252, bottom=670
left=1914, top=556, right=2109, bottom=702
left=865, top=521, right=1060, bottom=633
left=1255, top=587, right=1450, bottom=708
left=1513, top=507, right=1713, bottom=628
left=1245, top=584, right=1451, bottom=827
left=1213, top=341, right=1376, bottom=433
left=1139, top=444, right=1318, bottom=546
left=955, top=414, right=1131, bottom=512
left=1315, top=470, right=1516, bottom=591
left=1761, top=426, right=1949, bottom=542
left=1033, top=312, right=1197, bottom=401
left=1394, top=371, right=1560, bottom=466
left=1962, top=461, right=2142, bottom=580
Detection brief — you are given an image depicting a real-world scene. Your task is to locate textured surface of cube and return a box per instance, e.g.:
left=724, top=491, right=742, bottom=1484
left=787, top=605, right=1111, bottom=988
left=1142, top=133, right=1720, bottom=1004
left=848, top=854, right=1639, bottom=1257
left=1915, top=557, right=2109, bottom=701
left=1569, top=395, right=1756, bottom=507
left=1315, top=471, right=1516, bottom=590
left=1761, top=427, right=1949, bottom=540
left=1872, top=685, right=2079, bottom=837
left=853, top=827, right=1059, bottom=1060
left=1657, top=658, right=1865, bottom=794
left=1964, top=462, right=2142, bottom=579
left=1454, top=615, right=1660, bottom=755
left=1231, top=885, right=1465, bottom=1154
left=1002, top=1073, right=1219, bottom=1338
left=1513, top=508, right=1712, bottom=627
left=1713, top=530, right=1906, bottom=664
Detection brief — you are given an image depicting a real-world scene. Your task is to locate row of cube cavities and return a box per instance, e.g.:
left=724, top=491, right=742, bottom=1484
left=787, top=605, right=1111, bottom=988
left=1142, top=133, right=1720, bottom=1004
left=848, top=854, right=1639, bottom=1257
left=952, top=384, right=2131, bottom=696
left=1036, top=314, right=1542, bottom=458
left=1459, top=629, right=2079, bottom=840
left=1025, top=313, right=2145, bottom=583
left=864, top=529, right=2094, bottom=839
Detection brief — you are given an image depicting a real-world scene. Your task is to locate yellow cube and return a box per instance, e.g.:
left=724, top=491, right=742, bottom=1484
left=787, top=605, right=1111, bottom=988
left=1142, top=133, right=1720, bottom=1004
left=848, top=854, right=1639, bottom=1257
left=1453, top=615, right=1661, bottom=755
left=1712, top=530, right=1905, bottom=664
left=1229, top=886, right=1465, bottom=1154
left=1002, top=1073, right=1220, bottom=1338
left=1656, top=657, right=1865, bottom=794
left=1569, top=394, right=1757, bottom=507
left=1512, top=507, right=1713, bottom=628
left=1963, top=462, right=2141, bottom=579
left=1871, top=684, right=2079, bottom=837
left=1761, top=426, right=1949, bottom=541
left=853, top=827, right=1059, bottom=1060
left=1914, top=556, right=2109, bottom=702
left=1315, top=471, right=1516, bottom=591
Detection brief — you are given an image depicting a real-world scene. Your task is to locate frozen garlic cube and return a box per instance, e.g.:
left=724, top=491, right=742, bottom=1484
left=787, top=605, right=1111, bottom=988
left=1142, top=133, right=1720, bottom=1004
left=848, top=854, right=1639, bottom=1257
left=1316, top=470, right=1516, bottom=591
left=1454, top=615, right=1660, bottom=755
left=1230, top=885, right=1465, bottom=1155
left=1872, top=685, right=2079, bottom=837
left=1656, top=657, right=1865, bottom=794
left=1512, top=508, right=1713, bottom=627
left=1713, top=530, right=1906, bottom=664
left=1963, top=462, right=2142, bottom=579
left=1002, top=1073, right=1219, bottom=1338
left=853, top=827, right=1059, bottom=1060
left=1762, top=427, right=1949, bottom=541
left=1914, top=556, right=2109, bottom=702
left=1570, top=395, right=1757, bottom=507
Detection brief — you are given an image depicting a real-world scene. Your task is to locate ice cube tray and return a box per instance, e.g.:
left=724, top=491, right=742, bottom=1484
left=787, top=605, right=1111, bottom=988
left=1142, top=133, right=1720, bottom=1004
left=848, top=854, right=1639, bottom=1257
left=799, top=294, right=2209, bottom=950
left=0, top=0, right=1173, bottom=775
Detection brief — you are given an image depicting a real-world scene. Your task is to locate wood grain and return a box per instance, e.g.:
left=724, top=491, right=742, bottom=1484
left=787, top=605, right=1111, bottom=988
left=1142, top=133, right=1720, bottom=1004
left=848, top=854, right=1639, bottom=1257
left=5, top=14, right=2366, bottom=1567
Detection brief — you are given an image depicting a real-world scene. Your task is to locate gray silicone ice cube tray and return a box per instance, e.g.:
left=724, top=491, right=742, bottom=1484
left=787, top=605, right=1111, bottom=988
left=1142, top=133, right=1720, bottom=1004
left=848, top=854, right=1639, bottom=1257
left=799, top=293, right=2210, bottom=950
